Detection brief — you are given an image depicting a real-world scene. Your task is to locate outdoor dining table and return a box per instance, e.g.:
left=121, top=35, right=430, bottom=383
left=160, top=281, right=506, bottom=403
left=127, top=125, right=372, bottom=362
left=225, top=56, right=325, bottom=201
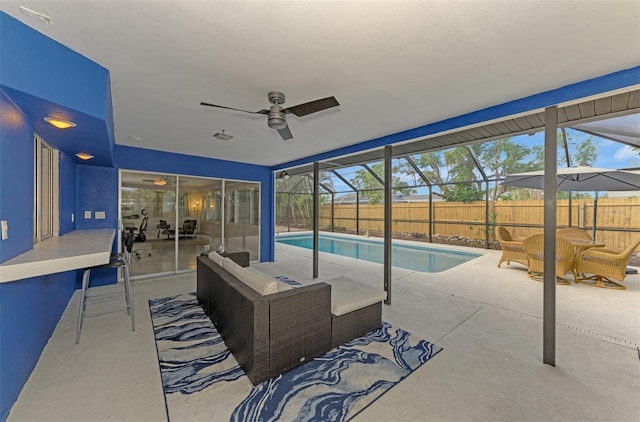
left=564, top=238, right=606, bottom=255
left=564, top=238, right=606, bottom=280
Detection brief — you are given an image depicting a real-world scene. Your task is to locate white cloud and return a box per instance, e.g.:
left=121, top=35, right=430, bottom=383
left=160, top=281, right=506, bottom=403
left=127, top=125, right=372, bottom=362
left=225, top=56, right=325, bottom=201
left=613, top=145, right=639, bottom=163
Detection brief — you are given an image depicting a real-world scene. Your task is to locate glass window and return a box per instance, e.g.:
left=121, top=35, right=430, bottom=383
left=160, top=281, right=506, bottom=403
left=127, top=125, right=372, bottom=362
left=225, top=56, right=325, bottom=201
left=34, top=134, right=55, bottom=242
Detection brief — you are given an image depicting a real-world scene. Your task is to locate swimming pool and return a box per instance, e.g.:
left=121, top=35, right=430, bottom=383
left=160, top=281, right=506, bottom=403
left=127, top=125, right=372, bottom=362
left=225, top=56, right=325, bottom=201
left=276, top=233, right=481, bottom=273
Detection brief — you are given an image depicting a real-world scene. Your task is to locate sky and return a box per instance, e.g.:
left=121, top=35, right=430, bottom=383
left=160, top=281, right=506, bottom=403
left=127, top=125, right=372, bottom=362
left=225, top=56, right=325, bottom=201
left=312, top=127, right=640, bottom=195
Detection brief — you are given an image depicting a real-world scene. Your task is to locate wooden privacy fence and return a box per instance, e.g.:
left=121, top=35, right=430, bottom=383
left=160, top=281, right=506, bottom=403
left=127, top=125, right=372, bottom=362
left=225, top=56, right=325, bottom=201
left=316, top=198, right=640, bottom=252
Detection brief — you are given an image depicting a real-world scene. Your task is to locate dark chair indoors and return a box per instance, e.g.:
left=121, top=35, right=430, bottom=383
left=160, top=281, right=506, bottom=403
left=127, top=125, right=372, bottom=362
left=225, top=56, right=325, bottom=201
left=157, top=219, right=170, bottom=239
left=76, top=234, right=135, bottom=344
left=166, top=219, right=198, bottom=239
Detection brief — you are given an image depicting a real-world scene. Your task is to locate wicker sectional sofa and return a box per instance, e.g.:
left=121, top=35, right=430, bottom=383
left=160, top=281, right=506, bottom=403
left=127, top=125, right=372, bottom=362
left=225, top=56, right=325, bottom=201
left=197, top=254, right=332, bottom=385
left=196, top=252, right=386, bottom=385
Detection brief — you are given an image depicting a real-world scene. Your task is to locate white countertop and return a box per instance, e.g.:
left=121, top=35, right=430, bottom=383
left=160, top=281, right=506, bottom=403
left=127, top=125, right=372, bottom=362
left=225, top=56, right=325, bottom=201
left=0, top=229, right=116, bottom=283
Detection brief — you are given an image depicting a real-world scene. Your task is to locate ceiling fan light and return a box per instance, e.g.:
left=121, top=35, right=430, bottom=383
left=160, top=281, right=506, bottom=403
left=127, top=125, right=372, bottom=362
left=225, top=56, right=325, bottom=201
left=268, top=117, right=286, bottom=130
left=44, top=117, right=76, bottom=129
left=267, top=105, right=287, bottom=130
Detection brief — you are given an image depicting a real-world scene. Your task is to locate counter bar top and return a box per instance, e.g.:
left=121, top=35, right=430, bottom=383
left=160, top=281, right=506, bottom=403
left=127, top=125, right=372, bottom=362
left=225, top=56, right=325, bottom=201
left=0, top=229, right=116, bottom=283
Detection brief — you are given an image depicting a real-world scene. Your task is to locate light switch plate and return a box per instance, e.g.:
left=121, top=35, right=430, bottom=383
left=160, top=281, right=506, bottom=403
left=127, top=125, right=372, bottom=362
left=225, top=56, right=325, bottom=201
left=84, top=211, right=92, bottom=219
left=1, top=220, right=8, bottom=240
left=95, top=211, right=106, bottom=219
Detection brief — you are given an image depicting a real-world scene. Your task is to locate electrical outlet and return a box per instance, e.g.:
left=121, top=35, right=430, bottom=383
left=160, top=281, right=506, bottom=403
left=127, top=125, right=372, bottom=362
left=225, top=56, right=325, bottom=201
left=1, top=220, right=8, bottom=240
left=84, top=211, right=92, bottom=219
left=95, top=211, right=106, bottom=219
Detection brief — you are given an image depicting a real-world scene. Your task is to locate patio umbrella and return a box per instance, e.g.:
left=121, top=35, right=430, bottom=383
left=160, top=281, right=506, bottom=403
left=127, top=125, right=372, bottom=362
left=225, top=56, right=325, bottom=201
left=503, top=166, right=640, bottom=239
left=503, top=166, right=640, bottom=191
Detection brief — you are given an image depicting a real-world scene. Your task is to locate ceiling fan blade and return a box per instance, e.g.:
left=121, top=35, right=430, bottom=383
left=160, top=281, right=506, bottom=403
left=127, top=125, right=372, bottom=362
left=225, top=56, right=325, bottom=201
left=284, top=96, right=339, bottom=117
left=277, top=125, right=293, bottom=141
left=200, top=101, right=268, bottom=115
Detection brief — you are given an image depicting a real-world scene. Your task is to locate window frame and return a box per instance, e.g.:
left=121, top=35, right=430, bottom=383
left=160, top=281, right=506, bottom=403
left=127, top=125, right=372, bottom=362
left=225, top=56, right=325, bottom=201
left=34, top=134, right=58, bottom=243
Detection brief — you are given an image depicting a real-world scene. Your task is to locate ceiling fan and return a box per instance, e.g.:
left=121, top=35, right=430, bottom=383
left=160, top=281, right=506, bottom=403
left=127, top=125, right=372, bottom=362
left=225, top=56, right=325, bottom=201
left=200, top=91, right=339, bottom=140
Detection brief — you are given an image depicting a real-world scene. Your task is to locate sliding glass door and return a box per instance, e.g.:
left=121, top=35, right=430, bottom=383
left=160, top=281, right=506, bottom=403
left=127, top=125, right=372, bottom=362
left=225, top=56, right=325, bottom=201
left=120, top=171, right=260, bottom=278
left=121, top=172, right=177, bottom=277
left=225, top=181, right=260, bottom=261
left=176, top=176, right=222, bottom=272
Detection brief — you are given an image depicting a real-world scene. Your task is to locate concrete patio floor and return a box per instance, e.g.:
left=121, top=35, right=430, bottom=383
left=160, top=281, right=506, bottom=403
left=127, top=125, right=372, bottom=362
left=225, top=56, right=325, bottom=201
left=7, top=238, right=640, bottom=421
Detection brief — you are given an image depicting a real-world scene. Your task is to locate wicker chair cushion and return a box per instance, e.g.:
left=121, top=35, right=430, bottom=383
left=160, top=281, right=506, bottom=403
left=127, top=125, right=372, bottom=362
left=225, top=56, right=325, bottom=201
left=325, top=276, right=387, bottom=316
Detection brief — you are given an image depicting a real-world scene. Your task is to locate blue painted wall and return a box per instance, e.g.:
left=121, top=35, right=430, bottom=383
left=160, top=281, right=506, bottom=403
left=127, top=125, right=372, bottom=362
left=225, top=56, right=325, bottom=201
left=58, top=151, right=77, bottom=236
left=0, top=89, right=34, bottom=262
left=0, top=12, right=114, bottom=167
left=0, top=272, right=77, bottom=421
left=0, top=13, right=116, bottom=420
left=0, top=92, right=79, bottom=419
left=0, top=13, right=109, bottom=120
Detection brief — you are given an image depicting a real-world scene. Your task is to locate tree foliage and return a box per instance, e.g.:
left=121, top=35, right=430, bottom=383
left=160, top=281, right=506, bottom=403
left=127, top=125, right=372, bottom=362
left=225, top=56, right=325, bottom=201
left=349, top=163, right=415, bottom=204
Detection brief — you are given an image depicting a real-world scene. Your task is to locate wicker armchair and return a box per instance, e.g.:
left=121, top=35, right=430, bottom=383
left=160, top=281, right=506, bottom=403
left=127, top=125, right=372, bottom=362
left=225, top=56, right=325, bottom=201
left=575, top=238, right=640, bottom=290
left=522, top=233, right=575, bottom=284
left=557, top=227, right=592, bottom=241
left=495, top=226, right=528, bottom=268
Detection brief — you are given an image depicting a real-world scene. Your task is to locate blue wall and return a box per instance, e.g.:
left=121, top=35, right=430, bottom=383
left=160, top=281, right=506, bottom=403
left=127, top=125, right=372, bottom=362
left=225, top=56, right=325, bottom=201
left=0, top=89, right=34, bottom=262
left=0, top=272, right=77, bottom=421
left=0, top=91, right=80, bottom=420
left=0, top=15, right=276, bottom=419
left=58, top=151, right=77, bottom=236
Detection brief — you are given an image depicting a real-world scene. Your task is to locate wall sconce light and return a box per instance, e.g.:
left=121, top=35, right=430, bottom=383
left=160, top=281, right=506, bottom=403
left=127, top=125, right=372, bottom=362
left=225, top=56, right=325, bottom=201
left=75, top=152, right=94, bottom=160
left=44, top=117, right=76, bottom=129
left=278, top=171, right=290, bottom=179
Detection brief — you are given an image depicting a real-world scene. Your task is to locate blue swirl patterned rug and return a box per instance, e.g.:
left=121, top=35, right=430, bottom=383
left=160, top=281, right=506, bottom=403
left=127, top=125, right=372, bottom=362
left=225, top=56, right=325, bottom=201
left=149, top=292, right=442, bottom=421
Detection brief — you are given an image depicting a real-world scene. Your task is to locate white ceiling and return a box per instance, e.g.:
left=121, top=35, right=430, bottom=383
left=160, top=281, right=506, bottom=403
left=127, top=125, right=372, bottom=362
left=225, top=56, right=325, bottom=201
left=2, top=1, right=639, bottom=167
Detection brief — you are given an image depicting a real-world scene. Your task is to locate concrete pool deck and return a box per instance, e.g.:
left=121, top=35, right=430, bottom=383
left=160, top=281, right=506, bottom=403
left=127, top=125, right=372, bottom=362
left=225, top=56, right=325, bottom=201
left=7, top=237, right=640, bottom=421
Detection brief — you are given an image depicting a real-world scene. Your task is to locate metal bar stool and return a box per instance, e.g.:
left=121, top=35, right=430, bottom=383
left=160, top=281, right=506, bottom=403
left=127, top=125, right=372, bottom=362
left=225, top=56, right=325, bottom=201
left=76, top=234, right=135, bottom=344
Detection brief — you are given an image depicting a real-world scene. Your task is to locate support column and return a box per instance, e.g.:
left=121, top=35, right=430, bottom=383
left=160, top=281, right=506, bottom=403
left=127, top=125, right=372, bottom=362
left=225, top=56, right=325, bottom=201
left=384, top=146, right=392, bottom=305
left=331, top=192, right=335, bottom=232
left=543, top=106, right=558, bottom=366
left=356, top=192, right=360, bottom=235
left=313, top=162, right=319, bottom=279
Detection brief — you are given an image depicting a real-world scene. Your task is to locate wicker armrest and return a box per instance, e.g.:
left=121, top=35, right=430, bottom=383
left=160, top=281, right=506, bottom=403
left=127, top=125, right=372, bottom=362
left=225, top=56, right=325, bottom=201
left=501, top=240, right=524, bottom=250
left=579, top=247, right=617, bottom=256
left=577, top=248, right=622, bottom=267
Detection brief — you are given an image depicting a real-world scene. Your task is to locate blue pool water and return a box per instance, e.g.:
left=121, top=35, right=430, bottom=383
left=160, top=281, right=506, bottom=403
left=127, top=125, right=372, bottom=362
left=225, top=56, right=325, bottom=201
left=276, top=233, right=481, bottom=273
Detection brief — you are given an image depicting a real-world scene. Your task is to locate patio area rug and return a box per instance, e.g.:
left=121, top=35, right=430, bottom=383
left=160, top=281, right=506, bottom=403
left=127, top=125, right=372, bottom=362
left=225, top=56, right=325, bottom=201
left=149, top=293, right=442, bottom=422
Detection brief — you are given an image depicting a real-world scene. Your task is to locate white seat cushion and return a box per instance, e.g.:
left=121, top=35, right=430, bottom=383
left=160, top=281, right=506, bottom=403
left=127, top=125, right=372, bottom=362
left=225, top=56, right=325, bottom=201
left=245, top=267, right=293, bottom=293
left=325, top=276, right=387, bottom=316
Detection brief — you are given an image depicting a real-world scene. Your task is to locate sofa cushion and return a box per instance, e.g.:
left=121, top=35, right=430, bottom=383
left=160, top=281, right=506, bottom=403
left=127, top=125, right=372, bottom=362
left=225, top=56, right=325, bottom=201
left=325, top=276, right=387, bottom=316
left=223, top=258, right=278, bottom=296
left=208, top=251, right=224, bottom=266
left=221, top=257, right=245, bottom=278
left=245, top=267, right=293, bottom=293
